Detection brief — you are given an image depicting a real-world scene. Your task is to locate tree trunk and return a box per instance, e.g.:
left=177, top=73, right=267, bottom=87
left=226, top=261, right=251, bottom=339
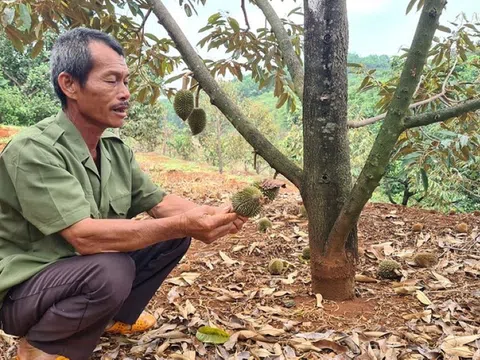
left=215, top=117, right=223, bottom=174
left=302, top=0, right=356, bottom=300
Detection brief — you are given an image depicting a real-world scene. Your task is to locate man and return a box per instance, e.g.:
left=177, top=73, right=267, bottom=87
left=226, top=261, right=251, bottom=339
left=0, top=28, right=246, bottom=360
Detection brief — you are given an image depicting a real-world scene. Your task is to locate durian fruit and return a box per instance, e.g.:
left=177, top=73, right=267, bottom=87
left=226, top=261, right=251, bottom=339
left=412, top=223, right=424, bottom=232
left=473, top=210, right=480, bottom=217
left=268, top=258, right=284, bottom=275
left=299, top=205, right=307, bottom=218
left=413, top=252, right=438, bottom=268
left=174, top=89, right=194, bottom=120
left=377, top=260, right=401, bottom=280
left=302, top=247, right=311, bottom=260
left=257, top=217, right=272, bottom=233
left=455, top=222, right=468, bottom=233
left=252, top=180, right=284, bottom=201
left=187, top=108, right=207, bottom=135
left=231, top=186, right=263, bottom=218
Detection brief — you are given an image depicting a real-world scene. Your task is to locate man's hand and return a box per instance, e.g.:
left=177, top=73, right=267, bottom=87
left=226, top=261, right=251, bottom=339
left=180, top=205, right=241, bottom=244
left=219, top=203, right=248, bottom=233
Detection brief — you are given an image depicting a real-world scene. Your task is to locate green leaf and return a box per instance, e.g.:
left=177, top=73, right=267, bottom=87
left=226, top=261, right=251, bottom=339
left=420, top=168, right=429, bottom=192
left=1, top=7, right=15, bottom=25
left=184, top=4, right=192, bottom=17
left=195, top=326, right=230, bottom=344
left=208, top=12, right=221, bottom=24
left=437, top=25, right=451, bottom=33
left=347, top=62, right=362, bottom=68
left=31, top=40, right=44, bottom=58
left=406, top=0, right=418, bottom=14
left=18, top=3, right=31, bottom=31
left=228, top=17, right=240, bottom=32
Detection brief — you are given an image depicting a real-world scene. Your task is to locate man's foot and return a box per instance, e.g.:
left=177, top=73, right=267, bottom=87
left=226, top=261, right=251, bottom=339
left=105, top=311, right=156, bottom=335
left=16, top=337, right=69, bottom=360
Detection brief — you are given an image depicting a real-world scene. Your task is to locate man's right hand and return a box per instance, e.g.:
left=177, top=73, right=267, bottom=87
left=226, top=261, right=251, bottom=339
left=180, top=205, right=239, bottom=244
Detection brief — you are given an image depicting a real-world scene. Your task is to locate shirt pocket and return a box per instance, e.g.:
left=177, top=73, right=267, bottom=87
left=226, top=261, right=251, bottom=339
left=109, top=193, right=131, bottom=219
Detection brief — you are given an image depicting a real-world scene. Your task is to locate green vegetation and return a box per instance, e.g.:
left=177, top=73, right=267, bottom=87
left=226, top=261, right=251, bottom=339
left=0, top=29, right=477, bottom=213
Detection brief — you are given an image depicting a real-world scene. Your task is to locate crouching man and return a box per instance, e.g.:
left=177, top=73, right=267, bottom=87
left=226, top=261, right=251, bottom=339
left=0, top=27, right=246, bottom=360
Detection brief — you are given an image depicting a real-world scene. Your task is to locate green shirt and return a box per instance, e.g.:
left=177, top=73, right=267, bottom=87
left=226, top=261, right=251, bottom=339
left=0, top=111, right=166, bottom=306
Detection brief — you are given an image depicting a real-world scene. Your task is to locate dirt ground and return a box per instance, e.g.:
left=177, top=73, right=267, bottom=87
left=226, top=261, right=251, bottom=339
left=1, top=151, right=479, bottom=360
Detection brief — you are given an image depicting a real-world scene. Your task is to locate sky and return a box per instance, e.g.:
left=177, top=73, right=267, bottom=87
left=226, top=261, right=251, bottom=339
left=139, top=0, right=479, bottom=58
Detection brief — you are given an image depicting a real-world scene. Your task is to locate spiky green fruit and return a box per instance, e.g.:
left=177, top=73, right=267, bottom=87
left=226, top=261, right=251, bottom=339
left=377, top=260, right=401, bottom=280
left=268, top=258, right=284, bottom=275
left=174, top=90, right=194, bottom=120
left=231, top=186, right=263, bottom=218
left=257, top=217, right=272, bottom=233
left=302, top=247, right=311, bottom=260
left=299, top=205, right=307, bottom=218
left=187, top=108, right=207, bottom=135
left=252, top=181, right=280, bottom=201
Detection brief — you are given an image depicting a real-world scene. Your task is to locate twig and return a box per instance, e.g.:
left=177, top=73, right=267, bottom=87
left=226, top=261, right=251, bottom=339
left=195, top=85, right=201, bottom=107
left=348, top=59, right=458, bottom=129
left=136, top=8, right=152, bottom=38
left=241, top=0, right=250, bottom=32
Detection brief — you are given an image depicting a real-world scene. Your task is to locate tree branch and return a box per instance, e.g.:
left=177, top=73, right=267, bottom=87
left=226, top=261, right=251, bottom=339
left=404, top=97, right=480, bottom=128
left=254, top=0, right=304, bottom=102
left=148, top=0, right=303, bottom=188
left=327, top=0, right=447, bottom=256
left=241, top=0, right=250, bottom=32
left=348, top=58, right=458, bottom=129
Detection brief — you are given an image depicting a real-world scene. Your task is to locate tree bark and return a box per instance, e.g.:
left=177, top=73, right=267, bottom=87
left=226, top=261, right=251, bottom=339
left=302, top=0, right=355, bottom=300
left=148, top=0, right=303, bottom=188
left=255, top=0, right=304, bottom=102
left=328, top=0, right=446, bottom=255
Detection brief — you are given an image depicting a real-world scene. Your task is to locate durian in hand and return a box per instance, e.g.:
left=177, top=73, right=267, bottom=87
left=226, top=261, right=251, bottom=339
left=174, top=89, right=194, bottom=120
left=377, top=260, right=401, bottom=280
left=252, top=179, right=285, bottom=201
left=268, top=258, right=284, bottom=275
left=257, top=217, right=272, bottom=233
left=187, top=108, right=206, bottom=135
left=231, top=186, right=263, bottom=218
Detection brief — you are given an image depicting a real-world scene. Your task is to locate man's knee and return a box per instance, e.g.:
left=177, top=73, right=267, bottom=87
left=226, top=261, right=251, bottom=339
left=87, top=253, right=135, bottom=306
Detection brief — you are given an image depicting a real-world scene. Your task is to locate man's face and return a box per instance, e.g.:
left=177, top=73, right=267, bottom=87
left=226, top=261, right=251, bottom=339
left=74, top=41, right=130, bottom=129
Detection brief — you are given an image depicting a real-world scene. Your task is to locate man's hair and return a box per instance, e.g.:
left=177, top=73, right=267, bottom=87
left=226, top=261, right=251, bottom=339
left=50, top=27, right=124, bottom=108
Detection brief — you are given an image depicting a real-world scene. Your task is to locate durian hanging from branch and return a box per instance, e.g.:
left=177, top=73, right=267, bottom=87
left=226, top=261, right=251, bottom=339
left=187, top=85, right=207, bottom=135
left=173, top=74, right=194, bottom=121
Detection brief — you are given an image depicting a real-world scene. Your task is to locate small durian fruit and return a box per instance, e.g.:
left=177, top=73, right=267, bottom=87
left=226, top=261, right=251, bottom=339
left=377, top=260, right=401, bottom=280
left=413, top=252, right=438, bottom=268
left=412, top=223, right=424, bottom=232
left=174, top=89, right=194, bottom=120
left=252, top=180, right=283, bottom=201
left=455, top=222, right=468, bottom=233
left=299, top=205, right=307, bottom=218
left=231, top=186, right=263, bottom=218
left=268, top=258, right=284, bottom=275
left=187, top=108, right=207, bottom=135
left=473, top=210, right=480, bottom=217
left=302, top=247, right=311, bottom=260
left=449, top=209, right=456, bottom=215
left=257, top=217, right=272, bottom=233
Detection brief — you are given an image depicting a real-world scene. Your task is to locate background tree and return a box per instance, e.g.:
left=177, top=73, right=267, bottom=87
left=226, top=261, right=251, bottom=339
left=1, top=0, right=479, bottom=300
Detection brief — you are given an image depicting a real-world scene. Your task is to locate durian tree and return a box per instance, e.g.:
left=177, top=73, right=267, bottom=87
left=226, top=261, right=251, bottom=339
left=2, top=0, right=479, bottom=300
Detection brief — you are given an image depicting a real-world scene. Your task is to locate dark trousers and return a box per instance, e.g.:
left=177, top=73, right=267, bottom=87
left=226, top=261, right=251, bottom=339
left=0, top=237, right=191, bottom=360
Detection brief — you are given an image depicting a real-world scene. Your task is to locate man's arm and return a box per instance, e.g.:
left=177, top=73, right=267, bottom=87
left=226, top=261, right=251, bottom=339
left=147, top=194, right=198, bottom=218
left=60, top=205, right=239, bottom=255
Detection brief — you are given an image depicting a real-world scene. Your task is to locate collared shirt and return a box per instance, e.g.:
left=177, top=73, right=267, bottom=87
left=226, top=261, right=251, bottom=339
left=0, top=111, right=166, bottom=305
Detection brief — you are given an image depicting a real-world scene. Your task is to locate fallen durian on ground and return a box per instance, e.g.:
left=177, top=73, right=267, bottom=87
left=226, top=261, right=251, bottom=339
left=268, top=258, right=284, bottom=275
left=174, top=89, right=194, bottom=120
left=187, top=108, right=207, bottom=135
left=377, top=259, right=402, bottom=280
left=302, top=246, right=311, bottom=260
left=231, top=186, right=263, bottom=217
left=257, top=217, right=272, bottom=233
left=413, top=252, right=438, bottom=268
